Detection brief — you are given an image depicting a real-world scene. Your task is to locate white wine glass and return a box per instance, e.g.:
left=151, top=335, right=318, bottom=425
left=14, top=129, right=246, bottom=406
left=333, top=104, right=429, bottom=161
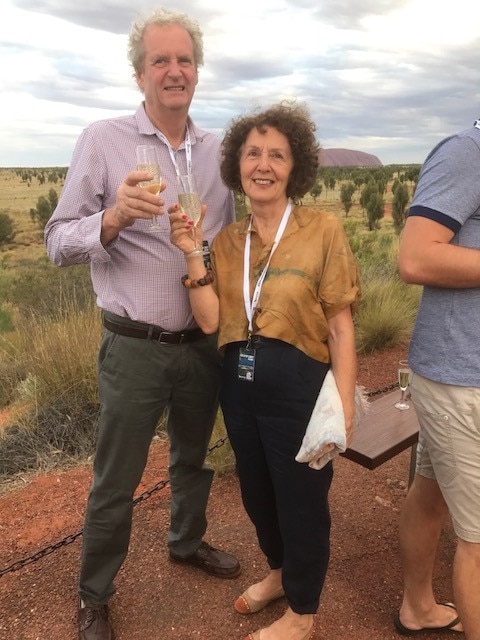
left=395, top=359, right=410, bottom=411
left=177, top=173, right=202, bottom=255
left=136, top=144, right=162, bottom=231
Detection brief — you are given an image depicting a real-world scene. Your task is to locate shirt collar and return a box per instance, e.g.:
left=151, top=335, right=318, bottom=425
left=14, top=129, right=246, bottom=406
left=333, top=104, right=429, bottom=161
left=134, top=102, right=200, bottom=145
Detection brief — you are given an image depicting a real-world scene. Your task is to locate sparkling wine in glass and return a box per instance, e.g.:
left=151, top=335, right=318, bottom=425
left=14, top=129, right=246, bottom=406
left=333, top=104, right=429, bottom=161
left=136, top=145, right=162, bottom=231
left=395, top=359, right=410, bottom=411
left=178, top=173, right=202, bottom=255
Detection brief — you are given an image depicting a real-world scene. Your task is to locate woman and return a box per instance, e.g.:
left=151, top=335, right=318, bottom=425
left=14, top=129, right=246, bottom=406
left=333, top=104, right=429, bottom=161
left=169, top=101, right=359, bottom=640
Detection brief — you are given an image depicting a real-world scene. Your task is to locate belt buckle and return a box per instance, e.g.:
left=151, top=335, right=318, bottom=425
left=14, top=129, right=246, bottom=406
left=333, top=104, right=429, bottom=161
left=157, top=330, right=186, bottom=344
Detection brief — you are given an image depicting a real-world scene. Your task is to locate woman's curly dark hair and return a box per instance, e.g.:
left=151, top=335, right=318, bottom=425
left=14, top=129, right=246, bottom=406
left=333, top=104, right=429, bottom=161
left=220, top=100, right=320, bottom=201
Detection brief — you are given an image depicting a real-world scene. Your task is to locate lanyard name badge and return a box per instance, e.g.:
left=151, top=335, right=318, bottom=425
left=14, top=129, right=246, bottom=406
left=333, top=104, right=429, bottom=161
left=238, top=202, right=292, bottom=382
left=158, top=125, right=212, bottom=263
left=157, top=125, right=192, bottom=177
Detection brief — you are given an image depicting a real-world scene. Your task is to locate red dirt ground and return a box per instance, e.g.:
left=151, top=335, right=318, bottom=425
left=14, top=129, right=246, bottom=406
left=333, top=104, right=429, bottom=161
left=0, top=346, right=459, bottom=640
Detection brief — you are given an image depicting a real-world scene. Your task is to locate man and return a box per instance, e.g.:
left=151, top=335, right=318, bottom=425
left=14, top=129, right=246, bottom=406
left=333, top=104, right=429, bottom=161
left=45, top=8, right=239, bottom=640
left=396, top=118, right=480, bottom=639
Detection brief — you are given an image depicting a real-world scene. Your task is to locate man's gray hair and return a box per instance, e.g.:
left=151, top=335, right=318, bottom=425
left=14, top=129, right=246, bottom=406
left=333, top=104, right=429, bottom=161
left=128, top=7, right=204, bottom=75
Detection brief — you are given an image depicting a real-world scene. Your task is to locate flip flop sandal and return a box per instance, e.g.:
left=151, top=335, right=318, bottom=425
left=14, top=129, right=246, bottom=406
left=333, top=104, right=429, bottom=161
left=393, top=602, right=461, bottom=636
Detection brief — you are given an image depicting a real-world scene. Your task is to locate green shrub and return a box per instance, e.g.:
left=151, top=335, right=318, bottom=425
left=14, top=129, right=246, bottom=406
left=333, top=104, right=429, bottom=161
left=350, top=230, right=394, bottom=267
left=1, top=260, right=93, bottom=320
left=355, top=269, right=421, bottom=353
left=342, top=218, right=360, bottom=238
left=0, top=211, right=15, bottom=245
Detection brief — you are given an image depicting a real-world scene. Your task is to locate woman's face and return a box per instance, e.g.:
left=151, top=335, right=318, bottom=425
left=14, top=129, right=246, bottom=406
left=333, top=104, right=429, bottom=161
left=239, top=126, right=293, bottom=206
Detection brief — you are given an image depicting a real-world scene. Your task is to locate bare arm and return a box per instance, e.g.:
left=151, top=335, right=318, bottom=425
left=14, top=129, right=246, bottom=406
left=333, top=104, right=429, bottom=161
left=327, top=305, right=357, bottom=446
left=169, top=204, right=220, bottom=334
left=399, top=216, right=480, bottom=288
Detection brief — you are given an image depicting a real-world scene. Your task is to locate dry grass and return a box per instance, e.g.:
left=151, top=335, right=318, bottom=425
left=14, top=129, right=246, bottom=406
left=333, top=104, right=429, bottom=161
left=12, top=301, right=101, bottom=409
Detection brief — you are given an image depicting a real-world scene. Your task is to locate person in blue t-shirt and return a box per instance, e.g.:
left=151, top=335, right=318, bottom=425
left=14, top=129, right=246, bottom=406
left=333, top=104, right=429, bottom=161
left=395, top=119, right=480, bottom=639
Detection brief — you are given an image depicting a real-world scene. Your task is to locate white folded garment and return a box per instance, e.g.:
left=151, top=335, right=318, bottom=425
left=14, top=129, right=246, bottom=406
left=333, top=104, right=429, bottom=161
left=295, top=370, right=367, bottom=470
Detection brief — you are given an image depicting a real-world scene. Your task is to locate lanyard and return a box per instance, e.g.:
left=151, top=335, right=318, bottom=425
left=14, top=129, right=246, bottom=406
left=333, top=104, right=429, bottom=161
left=156, top=124, right=192, bottom=176
left=243, top=202, right=292, bottom=340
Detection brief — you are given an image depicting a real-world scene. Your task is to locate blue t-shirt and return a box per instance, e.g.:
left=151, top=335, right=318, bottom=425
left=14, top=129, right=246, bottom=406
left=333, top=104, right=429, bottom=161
left=408, top=124, right=480, bottom=386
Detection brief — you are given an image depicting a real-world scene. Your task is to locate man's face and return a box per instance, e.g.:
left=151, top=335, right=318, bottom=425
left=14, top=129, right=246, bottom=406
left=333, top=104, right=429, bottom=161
left=136, top=24, right=199, bottom=116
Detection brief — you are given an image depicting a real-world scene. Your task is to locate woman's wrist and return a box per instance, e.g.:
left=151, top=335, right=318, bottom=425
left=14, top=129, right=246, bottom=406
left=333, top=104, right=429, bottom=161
left=181, top=269, right=214, bottom=289
left=185, top=246, right=203, bottom=259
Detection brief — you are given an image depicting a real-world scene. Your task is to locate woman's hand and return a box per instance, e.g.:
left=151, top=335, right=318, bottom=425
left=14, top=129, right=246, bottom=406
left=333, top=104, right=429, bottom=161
left=168, top=203, right=207, bottom=255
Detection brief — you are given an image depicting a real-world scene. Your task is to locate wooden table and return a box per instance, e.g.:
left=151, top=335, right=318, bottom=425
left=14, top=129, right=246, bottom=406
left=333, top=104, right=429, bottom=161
left=341, top=390, right=419, bottom=483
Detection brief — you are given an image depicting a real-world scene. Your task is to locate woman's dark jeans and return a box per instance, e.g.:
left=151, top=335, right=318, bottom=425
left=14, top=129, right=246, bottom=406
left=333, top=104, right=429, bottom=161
left=220, top=339, right=333, bottom=614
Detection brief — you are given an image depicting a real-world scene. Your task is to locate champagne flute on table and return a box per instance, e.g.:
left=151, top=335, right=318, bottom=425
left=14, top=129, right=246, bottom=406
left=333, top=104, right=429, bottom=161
left=395, top=359, right=410, bottom=411
left=136, top=144, right=162, bottom=231
left=177, top=173, right=202, bottom=255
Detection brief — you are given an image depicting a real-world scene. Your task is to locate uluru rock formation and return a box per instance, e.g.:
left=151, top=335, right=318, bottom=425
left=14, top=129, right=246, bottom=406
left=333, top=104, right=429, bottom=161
left=320, top=148, right=382, bottom=167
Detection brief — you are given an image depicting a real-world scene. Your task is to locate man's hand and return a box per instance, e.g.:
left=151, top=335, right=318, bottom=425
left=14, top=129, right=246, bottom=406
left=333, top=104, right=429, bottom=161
left=101, top=171, right=166, bottom=245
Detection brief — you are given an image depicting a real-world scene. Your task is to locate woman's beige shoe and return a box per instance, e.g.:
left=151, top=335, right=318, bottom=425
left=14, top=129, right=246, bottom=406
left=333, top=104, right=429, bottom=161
left=243, top=623, right=315, bottom=640
left=234, top=586, right=285, bottom=614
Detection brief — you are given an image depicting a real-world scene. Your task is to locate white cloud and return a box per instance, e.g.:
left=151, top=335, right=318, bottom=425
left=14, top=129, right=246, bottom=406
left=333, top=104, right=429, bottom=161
left=1, top=0, right=479, bottom=166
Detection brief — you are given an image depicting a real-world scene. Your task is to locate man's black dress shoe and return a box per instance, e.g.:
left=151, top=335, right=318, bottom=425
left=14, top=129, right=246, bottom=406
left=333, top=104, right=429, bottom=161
left=78, top=599, right=113, bottom=640
left=169, top=540, right=241, bottom=579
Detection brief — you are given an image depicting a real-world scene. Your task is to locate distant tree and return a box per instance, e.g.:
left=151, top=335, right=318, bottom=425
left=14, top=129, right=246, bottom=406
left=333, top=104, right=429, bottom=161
left=406, top=166, right=420, bottom=184
left=366, top=192, right=384, bottom=231
left=392, top=183, right=410, bottom=233
left=320, top=169, right=336, bottom=196
left=375, top=178, right=387, bottom=196
left=327, top=175, right=336, bottom=192
left=360, top=180, right=378, bottom=211
left=340, top=181, right=356, bottom=217
left=391, top=178, right=401, bottom=195
left=48, top=187, right=58, bottom=211
left=30, top=197, right=51, bottom=230
left=351, top=169, right=366, bottom=188
left=0, top=211, right=15, bottom=245
left=310, top=181, right=323, bottom=203
left=28, top=188, right=59, bottom=230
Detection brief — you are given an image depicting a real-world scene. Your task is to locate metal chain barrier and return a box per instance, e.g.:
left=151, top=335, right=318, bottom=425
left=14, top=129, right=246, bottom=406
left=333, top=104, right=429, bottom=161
left=0, top=436, right=231, bottom=579
left=0, top=394, right=393, bottom=579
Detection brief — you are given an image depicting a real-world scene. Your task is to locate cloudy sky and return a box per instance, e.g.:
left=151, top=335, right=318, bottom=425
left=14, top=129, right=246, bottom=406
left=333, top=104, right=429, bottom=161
left=1, top=0, right=479, bottom=167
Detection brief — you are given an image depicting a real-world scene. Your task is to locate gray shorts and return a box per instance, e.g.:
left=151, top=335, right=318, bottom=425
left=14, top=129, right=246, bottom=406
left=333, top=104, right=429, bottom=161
left=411, top=373, right=480, bottom=542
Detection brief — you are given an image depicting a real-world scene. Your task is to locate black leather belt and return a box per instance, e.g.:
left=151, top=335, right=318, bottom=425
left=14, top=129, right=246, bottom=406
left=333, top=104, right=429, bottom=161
left=102, top=316, right=206, bottom=344
left=250, top=335, right=284, bottom=345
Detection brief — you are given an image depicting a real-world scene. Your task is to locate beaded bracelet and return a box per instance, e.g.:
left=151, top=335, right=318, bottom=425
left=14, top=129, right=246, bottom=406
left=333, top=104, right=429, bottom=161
left=181, top=269, right=215, bottom=289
